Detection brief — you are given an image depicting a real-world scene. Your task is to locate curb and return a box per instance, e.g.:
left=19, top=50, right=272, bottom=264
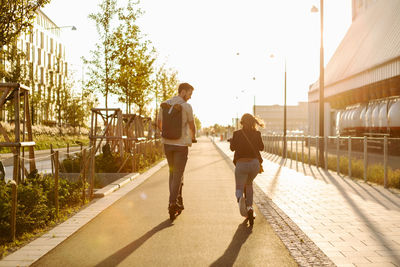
left=0, top=159, right=168, bottom=267
left=93, top=173, right=140, bottom=198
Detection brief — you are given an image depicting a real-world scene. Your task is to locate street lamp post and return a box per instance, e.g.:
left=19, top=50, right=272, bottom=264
left=270, top=54, right=287, bottom=158
left=284, top=59, right=287, bottom=159
left=312, top=1, right=325, bottom=167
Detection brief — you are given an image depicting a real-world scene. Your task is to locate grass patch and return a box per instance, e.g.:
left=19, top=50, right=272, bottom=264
left=0, top=135, right=89, bottom=153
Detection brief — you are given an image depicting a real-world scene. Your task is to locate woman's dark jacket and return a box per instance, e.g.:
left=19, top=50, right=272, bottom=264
left=229, top=129, right=264, bottom=165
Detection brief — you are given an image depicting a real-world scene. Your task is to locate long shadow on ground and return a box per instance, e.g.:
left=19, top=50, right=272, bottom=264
left=209, top=221, right=253, bottom=267
left=94, top=219, right=173, bottom=267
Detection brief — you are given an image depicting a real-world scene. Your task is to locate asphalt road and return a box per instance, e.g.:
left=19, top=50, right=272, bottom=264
left=32, top=137, right=296, bottom=267
left=2, top=146, right=84, bottom=181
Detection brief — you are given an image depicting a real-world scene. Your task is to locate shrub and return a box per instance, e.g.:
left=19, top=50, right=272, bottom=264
left=61, top=144, right=163, bottom=174
left=0, top=172, right=83, bottom=245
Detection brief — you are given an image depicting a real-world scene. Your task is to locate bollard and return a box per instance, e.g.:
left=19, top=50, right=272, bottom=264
left=384, top=136, right=388, bottom=188
left=10, top=180, right=17, bottom=242
left=364, top=136, right=367, bottom=182
left=324, top=136, right=328, bottom=170
left=50, top=144, right=54, bottom=175
left=348, top=136, right=352, bottom=178
left=337, top=136, right=340, bottom=175
left=67, top=143, right=70, bottom=157
left=54, top=151, right=59, bottom=218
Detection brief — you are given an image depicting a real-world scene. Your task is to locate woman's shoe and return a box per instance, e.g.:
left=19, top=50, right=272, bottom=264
left=239, top=197, right=247, bottom=217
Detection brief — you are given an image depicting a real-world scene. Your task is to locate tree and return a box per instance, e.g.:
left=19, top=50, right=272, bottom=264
left=194, top=115, right=201, bottom=131
left=111, top=0, right=155, bottom=116
left=0, top=0, right=50, bottom=48
left=152, top=65, right=178, bottom=121
left=54, top=71, right=97, bottom=130
left=154, top=65, right=179, bottom=102
left=84, top=0, right=118, bottom=109
left=0, top=40, right=27, bottom=82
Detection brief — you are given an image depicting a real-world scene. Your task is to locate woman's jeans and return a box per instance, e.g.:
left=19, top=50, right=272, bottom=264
left=235, top=159, right=260, bottom=206
left=164, top=144, right=188, bottom=205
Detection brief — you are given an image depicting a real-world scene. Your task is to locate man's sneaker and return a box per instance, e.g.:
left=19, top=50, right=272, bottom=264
left=168, top=204, right=176, bottom=221
left=238, top=197, right=247, bottom=217
left=177, top=196, right=184, bottom=210
left=247, top=207, right=254, bottom=226
left=168, top=202, right=184, bottom=221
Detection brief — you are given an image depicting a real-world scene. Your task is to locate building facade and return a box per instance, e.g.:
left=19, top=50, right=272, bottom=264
left=254, top=102, right=308, bottom=135
left=1, top=9, right=68, bottom=124
left=308, top=0, right=400, bottom=137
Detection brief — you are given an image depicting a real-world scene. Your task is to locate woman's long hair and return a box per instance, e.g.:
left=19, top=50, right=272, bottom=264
left=240, top=113, right=264, bottom=131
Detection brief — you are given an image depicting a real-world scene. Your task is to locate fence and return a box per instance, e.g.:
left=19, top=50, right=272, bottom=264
left=3, top=138, right=162, bottom=242
left=262, top=135, right=400, bottom=189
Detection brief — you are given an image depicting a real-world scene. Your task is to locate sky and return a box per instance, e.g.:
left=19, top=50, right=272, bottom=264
left=42, top=0, right=352, bottom=127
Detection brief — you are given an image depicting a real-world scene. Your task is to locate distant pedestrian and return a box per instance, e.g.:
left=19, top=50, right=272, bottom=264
left=229, top=113, right=264, bottom=225
left=158, top=83, right=197, bottom=221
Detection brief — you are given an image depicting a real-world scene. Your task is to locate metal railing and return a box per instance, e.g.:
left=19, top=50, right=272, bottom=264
left=262, top=135, right=400, bottom=189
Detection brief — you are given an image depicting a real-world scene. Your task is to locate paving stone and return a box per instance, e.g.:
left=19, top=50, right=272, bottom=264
left=214, top=141, right=400, bottom=267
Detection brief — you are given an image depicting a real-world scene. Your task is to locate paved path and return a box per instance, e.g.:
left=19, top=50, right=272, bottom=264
left=216, top=139, right=400, bottom=267
left=19, top=138, right=296, bottom=266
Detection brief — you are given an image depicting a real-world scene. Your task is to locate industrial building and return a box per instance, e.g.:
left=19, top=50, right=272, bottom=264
left=254, top=102, right=308, bottom=134
left=308, top=0, right=400, bottom=137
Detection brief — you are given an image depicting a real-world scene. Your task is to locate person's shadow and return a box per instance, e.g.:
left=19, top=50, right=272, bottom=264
left=94, top=219, right=173, bottom=267
left=209, top=221, right=253, bottom=267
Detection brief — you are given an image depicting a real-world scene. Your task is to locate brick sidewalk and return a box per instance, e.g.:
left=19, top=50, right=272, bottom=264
left=215, top=139, right=400, bottom=267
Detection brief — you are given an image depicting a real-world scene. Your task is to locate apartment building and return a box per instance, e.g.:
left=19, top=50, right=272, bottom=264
left=1, top=9, right=68, bottom=124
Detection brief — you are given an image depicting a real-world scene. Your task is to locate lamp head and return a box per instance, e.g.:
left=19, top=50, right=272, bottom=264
left=311, top=5, right=319, bottom=12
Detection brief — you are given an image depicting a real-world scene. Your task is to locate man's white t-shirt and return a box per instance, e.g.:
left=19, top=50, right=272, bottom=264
left=159, top=95, right=194, bottom=146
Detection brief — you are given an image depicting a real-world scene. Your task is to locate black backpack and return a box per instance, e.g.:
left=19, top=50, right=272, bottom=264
left=161, top=102, right=182, bottom=139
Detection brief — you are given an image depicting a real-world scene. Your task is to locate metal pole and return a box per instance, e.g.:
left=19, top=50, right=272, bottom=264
left=348, top=136, right=352, bottom=178
left=337, top=135, right=340, bottom=175
left=363, top=136, right=367, bottom=182
left=316, top=136, right=319, bottom=168
left=290, top=136, right=293, bottom=159
left=384, top=136, right=388, bottom=188
left=285, top=135, right=288, bottom=159
left=308, top=136, right=311, bottom=166
left=283, top=60, right=287, bottom=159
left=324, top=135, right=328, bottom=170
left=318, top=0, right=325, bottom=168
left=295, top=135, right=298, bottom=164
left=301, top=136, right=304, bottom=163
